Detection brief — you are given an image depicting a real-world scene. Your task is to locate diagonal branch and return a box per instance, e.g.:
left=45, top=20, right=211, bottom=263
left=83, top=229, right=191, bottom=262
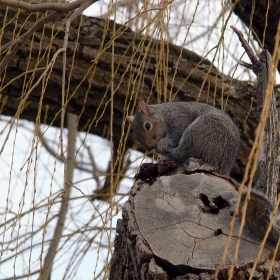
left=230, top=25, right=258, bottom=66
left=38, top=127, right=98, bottom=174
left=39, top=113, right=77, bottom=280
left=0, top=11, right=62, bottom=75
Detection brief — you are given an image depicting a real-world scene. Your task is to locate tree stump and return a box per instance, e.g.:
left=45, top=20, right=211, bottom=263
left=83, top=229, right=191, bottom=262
left=110, top=159, right=278, bottom=280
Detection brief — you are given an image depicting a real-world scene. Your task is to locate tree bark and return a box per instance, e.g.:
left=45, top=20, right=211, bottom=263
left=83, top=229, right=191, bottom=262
left=109, top=159, right=280, bottom=280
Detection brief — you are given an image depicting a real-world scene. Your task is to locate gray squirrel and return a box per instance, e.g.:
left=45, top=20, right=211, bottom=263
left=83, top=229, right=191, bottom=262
left=127, top=101, right=240, bottom=175
left=128, top=101, right=280, bottom=247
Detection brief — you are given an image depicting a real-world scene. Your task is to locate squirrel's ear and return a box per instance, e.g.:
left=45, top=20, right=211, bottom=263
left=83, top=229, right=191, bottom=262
left=127, top=115, right=134, bottom=123
left=139, top=102, right=155, bottom=115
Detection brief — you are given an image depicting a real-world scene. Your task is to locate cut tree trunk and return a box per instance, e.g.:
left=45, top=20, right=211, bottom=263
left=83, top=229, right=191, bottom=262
left=110, top=159, right=279, bottom=280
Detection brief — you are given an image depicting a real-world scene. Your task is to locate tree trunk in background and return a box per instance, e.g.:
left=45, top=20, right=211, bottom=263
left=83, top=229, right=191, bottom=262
left=233, top=0, right=280, bottom=73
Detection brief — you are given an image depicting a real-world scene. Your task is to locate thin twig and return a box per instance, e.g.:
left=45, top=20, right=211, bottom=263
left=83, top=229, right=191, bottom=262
left=0, top=11, right=61, bottom=75
left=59, top=0, right=98, bottom=158
left=0, top=40, right=15, bottom=52
left=38, top=127, right=96, bottom=174
left=0, top=48, right=64, bottom=155
left=0, top=0, right=92, bottom=12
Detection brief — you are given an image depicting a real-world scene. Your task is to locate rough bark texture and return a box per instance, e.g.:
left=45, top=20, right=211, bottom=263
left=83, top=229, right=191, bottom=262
left=251, top=50, right=280, bottom=203
left=109, top=159, right=280, bottom=280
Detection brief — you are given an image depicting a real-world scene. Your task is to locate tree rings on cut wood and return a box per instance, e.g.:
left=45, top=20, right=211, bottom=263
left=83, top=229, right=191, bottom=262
left=110, top=159, right=276, bottom=279
left=134, top=173, right=274, bottom=269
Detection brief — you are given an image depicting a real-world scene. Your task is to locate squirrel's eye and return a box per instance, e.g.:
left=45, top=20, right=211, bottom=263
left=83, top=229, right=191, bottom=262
left=144, top=122, right=152, bottom=131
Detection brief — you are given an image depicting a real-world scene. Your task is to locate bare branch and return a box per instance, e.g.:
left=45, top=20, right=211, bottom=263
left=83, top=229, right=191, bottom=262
left=0, top=0, right=98, bottom=76
left=0, top=11, right=61, bottom=75
left=0, top=40, right=15, bottom=52
left=0, top=0, right=94, bottom=12
left=230, top=25, right=258, bottom=66
left=40, top=113, right=77, bottom=280
left=59, top=0, right=98, bottom=158
left=94, top=142, right=118, bottom=201
left=38, top=127, right=95, bottom=174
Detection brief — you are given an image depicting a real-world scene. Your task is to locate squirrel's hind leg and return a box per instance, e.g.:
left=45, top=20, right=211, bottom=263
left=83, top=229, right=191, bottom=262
left=171, top=115, right=236, bottom=175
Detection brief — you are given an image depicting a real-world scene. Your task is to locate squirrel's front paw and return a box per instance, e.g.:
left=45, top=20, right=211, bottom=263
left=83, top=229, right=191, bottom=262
left=155, top=141, right=168, bottom=155
left=156, top=142, right=176, bottom=159
left=157, top=145, right=181, bottom=163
